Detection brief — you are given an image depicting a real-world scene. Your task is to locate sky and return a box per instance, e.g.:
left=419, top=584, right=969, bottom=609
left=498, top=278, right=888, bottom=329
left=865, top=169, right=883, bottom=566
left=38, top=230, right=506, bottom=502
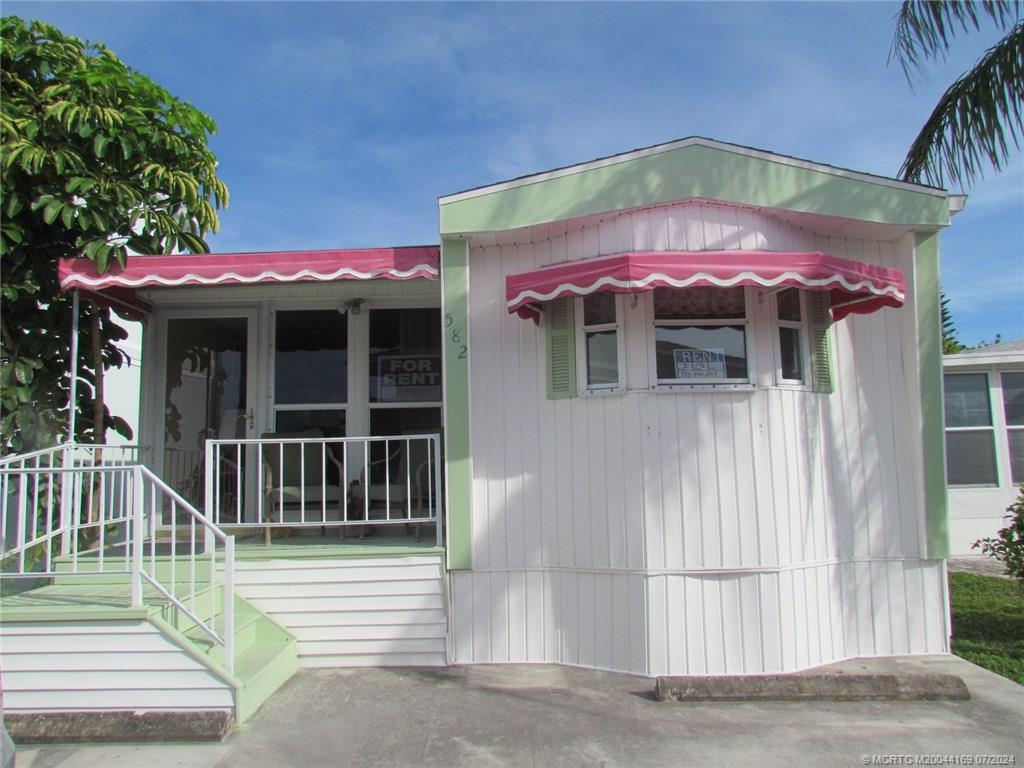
left=7, top=1, right=1024, bottom=346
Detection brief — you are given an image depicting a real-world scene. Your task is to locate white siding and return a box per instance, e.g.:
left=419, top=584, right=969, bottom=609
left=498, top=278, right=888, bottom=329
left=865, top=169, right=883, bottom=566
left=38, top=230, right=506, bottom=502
left=233, top=556, right=447, bottom=668
left=0, top=620, right=233, bottom=713
left=450, top=570, right=647, bottom=673
left=453, top=200, right=947, bottom=675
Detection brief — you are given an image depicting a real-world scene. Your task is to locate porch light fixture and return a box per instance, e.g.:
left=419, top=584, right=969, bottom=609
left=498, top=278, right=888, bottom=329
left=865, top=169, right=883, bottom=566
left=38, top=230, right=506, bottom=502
left=342, top=298, right=366, bottom=315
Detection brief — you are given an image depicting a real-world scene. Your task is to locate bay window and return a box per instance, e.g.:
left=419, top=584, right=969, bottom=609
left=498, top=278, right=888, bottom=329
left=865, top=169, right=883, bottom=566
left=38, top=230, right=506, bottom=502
left=652, top=286, right=750, bottom=385
left=774, top=288, right=808, bottom=385
left=577, top=293, right=623, bottom=391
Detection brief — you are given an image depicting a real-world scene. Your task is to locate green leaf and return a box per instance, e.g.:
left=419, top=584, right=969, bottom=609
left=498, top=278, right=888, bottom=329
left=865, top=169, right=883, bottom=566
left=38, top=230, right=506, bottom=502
left=41, top=200, right=63, bottom=225
left=1, top=224, right=23, bottom=244
left=4, top=195, right=24, bottom=219
left=60, top=203, right=74, bottom=229
left=93, top=133, right=110, bottom=159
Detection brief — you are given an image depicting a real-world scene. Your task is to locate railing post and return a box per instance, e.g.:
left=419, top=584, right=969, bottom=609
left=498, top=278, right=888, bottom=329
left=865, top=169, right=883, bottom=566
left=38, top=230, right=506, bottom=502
left=131, top=465, right=144, bottom=608
left=223, top=535, right=235, bottom=675
left=433, top=434, right=443, bottom=548
left=59, top=443, right=74, bottom=555
left=203, top=440, right=215, bottom=554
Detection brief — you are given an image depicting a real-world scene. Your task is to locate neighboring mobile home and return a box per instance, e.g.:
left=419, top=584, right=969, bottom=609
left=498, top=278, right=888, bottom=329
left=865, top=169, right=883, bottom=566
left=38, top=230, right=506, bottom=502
left=943, top=339, right=1024, bottom=555
left=1, top=137, right=963, bottom=730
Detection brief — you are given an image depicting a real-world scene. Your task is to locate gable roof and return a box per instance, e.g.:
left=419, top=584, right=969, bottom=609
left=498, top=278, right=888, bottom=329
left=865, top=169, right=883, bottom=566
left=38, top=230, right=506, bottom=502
left=438, top=136, right=958, bottom=236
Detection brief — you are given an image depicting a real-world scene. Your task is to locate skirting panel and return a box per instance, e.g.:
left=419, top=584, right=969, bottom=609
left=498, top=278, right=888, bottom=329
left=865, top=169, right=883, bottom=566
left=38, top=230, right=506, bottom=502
left=450, top=560, right=948, bottom=677
left=449, top=570, right=648, bottom=674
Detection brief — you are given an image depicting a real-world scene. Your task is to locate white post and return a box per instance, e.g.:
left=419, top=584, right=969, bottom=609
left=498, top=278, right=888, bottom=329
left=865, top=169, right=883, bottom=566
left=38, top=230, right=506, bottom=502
left=59, top=290, right=82, bottom=555
left=223, top=535, right=235, bottom=675
left=131, top=465, right=144, bottom=608
left=203, top=440, right=215, bottom=554
left=59, top=445, right=73, bottom=555
left=433, top=434, right=443, bottom=548
left=67, top=289, right=80, bottom=442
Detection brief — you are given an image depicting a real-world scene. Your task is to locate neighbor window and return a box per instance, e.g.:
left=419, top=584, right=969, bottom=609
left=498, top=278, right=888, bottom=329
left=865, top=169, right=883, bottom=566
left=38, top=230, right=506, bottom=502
left=652, top=286, right=750, bottom=385
left=577, top=293, right=622, bottom=390
left=1002, top=372, right=1024, bottom=483
left=944, top=373, right=997, bottom=486
left=774, top=288, right=807, bottom=384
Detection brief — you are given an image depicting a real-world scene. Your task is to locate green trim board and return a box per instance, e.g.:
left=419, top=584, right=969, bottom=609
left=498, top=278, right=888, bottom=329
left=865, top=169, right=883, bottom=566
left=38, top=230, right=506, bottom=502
left=914, top=231, right=949, bottom=559
left=231, top=540, right=444, bottom=561
left=441, top=237, right=472, bottom=570
left=440, top=140, right=950, bottom=234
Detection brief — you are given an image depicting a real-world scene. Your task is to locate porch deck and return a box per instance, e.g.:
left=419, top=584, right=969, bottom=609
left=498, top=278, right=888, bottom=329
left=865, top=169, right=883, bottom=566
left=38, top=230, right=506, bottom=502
left=229, top=530, right=444, bottom=560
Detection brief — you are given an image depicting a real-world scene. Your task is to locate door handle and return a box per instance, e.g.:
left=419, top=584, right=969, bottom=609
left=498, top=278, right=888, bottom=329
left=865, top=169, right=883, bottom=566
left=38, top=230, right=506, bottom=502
left=245, top=408, right=255, bottom=430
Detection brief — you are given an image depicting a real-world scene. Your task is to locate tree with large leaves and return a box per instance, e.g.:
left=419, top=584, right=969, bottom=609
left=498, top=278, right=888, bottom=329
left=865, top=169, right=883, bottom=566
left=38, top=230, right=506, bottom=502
left=892, top=0, right=1023, bottom=187
left=0, top=17, right=228, bottom=453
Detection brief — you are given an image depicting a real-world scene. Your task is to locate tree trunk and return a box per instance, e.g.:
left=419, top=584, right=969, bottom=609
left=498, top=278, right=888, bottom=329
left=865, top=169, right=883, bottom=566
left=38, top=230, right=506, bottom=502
left=90, top=308, right=105, bottom=444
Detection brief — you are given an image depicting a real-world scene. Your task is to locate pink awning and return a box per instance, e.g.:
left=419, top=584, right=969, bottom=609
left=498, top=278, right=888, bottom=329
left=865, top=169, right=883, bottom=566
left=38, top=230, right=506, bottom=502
left=58, top=246, right=440, bottom=317
left=506, top=250, right=905, bottom=322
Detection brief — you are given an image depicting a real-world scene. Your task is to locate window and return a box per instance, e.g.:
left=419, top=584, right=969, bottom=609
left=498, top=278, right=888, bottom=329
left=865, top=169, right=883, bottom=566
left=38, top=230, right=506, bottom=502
left=774, top=288, right=807, bottom=384
left=944, top=373, right=997, bottom=486
left=577, top=293, right=622, bottom=391
left=1002, top=372, right=1024, bottom=483
left=652, top=286, right=750, bottom=385
left=273, top=309, right=347, bottom=436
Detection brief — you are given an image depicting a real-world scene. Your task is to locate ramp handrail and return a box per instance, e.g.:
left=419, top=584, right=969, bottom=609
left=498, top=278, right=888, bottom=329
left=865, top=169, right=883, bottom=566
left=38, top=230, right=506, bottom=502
left=0, top=445, right=235, bottom=673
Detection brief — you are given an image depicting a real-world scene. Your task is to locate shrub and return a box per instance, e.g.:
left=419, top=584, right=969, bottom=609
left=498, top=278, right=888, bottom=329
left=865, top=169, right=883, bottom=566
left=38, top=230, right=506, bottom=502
left=972, top=485, right=1024, bottom=583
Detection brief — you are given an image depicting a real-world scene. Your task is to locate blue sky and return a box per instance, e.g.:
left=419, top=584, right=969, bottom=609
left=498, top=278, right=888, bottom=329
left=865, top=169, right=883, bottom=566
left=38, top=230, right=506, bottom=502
left=9, top=1, right=1023, bottom=345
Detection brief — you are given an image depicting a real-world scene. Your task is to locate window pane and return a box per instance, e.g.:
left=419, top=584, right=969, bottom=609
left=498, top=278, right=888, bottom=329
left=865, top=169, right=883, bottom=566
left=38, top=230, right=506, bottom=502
left=586, top=330, right=619, bottom=386
left=777, top=288, right=802, bottom=322
left=369, top=407, right=442, bottom=436
left=653, top=287, right=745, bottom=320
left=583, top=293, right=617, bottom=326
left=945, top=430, right=997, bottom=486
left=779, top=326, right=803, bottom=381
left=1002, top=372, right=1024, bottom=426
left=370, top=309, right=442, bottom=403
left=274, top=409, right=346, bottom=437
left=1009, top=430, right=1024, bottom=484
left=943, top=373, right=991, bottom=427
left=367, top=408, right=442, bottom=491
left=164, top=317, right=248, bottom=506
left=656, top=325, right=748, bottom=380
left=275, top=310, right=347, bottom=405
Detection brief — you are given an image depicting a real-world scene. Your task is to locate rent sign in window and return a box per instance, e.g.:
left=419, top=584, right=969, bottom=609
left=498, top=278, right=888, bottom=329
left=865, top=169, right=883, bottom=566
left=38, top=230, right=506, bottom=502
left=674, top=349, right=727, bottom=380
left=377, top=355, right=442, bottom=402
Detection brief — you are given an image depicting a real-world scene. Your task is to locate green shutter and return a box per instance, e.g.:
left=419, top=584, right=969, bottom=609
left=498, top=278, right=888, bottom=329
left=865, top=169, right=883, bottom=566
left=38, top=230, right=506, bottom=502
left=546, top=298, right=577, bottom=399
left=807, top=291, right=835, bottom=394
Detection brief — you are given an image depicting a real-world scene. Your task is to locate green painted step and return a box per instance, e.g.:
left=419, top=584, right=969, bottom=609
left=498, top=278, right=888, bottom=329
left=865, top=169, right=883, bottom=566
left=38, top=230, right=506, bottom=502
left=1, top=576, right=299, bottom=726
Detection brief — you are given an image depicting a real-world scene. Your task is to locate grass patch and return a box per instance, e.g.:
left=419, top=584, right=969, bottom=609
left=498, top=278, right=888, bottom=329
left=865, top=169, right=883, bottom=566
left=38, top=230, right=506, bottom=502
left=949, top=572, right=1024, bottom=685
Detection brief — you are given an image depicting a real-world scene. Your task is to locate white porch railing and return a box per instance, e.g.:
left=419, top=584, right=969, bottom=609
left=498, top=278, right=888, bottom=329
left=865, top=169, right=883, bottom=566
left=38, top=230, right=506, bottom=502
left=205, top=434, right=443, bottom=546
left=0, top=445, right=235, bottom=673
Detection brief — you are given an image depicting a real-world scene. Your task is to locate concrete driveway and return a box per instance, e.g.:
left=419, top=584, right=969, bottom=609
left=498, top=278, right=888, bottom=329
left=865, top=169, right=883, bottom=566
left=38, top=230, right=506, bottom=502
left=16, top=655, right=1024, bottom=768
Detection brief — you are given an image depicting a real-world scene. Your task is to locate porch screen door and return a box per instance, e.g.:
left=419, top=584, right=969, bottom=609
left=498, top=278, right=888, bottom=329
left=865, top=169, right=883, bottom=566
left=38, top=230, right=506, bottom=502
left=161, top=313, right=257, bottom=511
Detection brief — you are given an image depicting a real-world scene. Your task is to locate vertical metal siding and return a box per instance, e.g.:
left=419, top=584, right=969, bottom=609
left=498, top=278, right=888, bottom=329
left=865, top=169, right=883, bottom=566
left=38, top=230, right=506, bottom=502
left=453, top=201, right=946, bottom=676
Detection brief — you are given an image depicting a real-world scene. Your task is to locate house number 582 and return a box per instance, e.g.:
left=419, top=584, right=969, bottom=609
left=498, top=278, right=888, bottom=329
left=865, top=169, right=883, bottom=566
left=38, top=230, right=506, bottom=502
left=445, top=314, right=467, bottom=359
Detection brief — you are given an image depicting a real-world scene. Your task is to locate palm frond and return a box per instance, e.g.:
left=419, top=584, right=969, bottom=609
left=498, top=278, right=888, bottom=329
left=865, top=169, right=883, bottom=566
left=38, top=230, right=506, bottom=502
left=891, top=0, right=1018, bottom=79
left=900, top=21, right=1024, bottom=187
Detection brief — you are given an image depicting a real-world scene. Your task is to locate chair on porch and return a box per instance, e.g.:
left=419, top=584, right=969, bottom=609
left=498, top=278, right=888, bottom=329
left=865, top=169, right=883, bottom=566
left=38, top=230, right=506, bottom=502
left=349, top=432, right=437, bottom=541
left=259, top=429, right=345, bottom=544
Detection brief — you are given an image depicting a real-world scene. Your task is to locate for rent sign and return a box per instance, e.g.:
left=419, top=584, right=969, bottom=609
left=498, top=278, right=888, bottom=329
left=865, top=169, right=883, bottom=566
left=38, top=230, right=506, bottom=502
left=673, top=348, right=727, bottom=380
left=377, top=355, right=442, bottom=402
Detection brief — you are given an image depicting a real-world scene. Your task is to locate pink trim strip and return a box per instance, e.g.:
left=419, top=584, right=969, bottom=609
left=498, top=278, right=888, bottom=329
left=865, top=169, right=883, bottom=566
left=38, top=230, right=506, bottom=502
left=505, top=250, right=905, bottom=322
left=58, top=246, right=440, bottom=292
